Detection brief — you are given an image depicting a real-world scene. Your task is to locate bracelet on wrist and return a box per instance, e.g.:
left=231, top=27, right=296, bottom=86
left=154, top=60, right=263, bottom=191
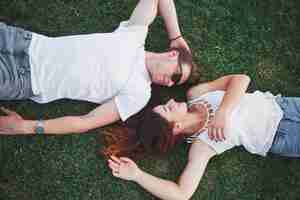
left=170, top=35, right=182, bottom=42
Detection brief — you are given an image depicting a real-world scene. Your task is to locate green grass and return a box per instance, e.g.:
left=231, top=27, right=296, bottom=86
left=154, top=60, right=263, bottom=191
left=1, top=0, right=300, bottom=199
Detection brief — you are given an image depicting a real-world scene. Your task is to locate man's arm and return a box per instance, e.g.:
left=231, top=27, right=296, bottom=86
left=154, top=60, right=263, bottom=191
left=158, top=0, right=191, bottom=53
left=127, top=0, right=190, bottom=52
left=128, top=0, right=183, bottom=38
left=109, top=140, right=216, bottom=200
left=187, top=74, right=250, bottom=101
left=187, top=74, right=250, bottom=115
left=0, top=100, right=120, bottom=134
left=187, top=74, right=250, bottom=141
left=127, top=0, right=159, bottom=27
left=158, top=0, right=181, bottom=40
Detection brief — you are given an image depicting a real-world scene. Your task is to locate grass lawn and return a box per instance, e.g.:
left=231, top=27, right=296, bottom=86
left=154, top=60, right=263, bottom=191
left=1, top=0, right=300, bottom=199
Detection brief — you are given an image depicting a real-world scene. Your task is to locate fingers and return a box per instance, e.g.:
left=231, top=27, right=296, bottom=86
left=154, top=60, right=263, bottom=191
left=0, top=127, right=14, bottom=135
left=156, top=75, right=168, bottom=86
left=0, top=107, right=15, bottom=115
left=119, top=157, right=132, bottom=162
left=108, top=156, right=131, bottom=179
left=170, top=38, right=191, bottom=53
left=216, top=127, right=225, bottom=141
left=220, top=128, right=225, bottom=140
left=108, top=156, right=121, bottom=170
left=207, top=126, right=214, bottom=140
left=120, top=157, right=134, bottom=165
left=0, top=107, right=21, bottom=119
left=208, top=126, right=225, bottom=142
left=163, top=75, right=173, bottom=87
left=108, top=159, right=120, bottom=169
left=110, top=155, right=122, bottom=165
left=112, top=171, right=121, bottom=178
left=162, top=75, right=172, bottom=87
left=109, top=156, right=128, bottom=170
left=214, top=127, right=221, bottom=141
left=108, top=159, right=122, bottom=178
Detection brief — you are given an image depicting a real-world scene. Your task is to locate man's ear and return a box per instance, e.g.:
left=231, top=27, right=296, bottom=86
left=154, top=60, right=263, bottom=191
left=173, top=122, right=183, bottom=135
left=168, top=50, right=179, bottom=58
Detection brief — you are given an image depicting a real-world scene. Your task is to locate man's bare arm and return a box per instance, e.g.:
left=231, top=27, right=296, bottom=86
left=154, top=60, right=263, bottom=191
left=158, top=0, right=181, bottom=39
left=0, top=100, right=120, bottom=134
left=127, top=0, right=159, bottom=27
left=187, top=74, right=250, bottom=101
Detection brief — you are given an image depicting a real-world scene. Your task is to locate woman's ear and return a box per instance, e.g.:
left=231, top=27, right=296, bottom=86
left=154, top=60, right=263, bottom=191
left=173, top=122, right=183, bottom=135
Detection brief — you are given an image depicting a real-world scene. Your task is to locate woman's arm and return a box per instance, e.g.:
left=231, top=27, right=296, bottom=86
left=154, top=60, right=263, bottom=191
left=0, top=100, right=120, bottom=134
left=108, top=140, right=216, bottom=200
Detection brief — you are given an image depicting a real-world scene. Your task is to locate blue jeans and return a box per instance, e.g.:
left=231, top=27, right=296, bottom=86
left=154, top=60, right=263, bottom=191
left=269, top=97, right=300, bottom=157
left=0, top=22, right=34, bottom=100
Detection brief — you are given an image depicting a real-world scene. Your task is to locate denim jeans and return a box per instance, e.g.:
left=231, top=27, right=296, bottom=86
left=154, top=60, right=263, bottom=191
left=269, top=97, right=300, bottom=157
left=0, top=22, right=34, bottom=100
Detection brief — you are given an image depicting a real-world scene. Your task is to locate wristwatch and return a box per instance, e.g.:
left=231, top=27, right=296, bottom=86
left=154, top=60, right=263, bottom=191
left=35, top=120, right=45, bottom=134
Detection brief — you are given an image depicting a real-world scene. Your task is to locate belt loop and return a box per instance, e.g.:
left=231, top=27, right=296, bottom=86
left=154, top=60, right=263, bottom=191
left=275, top=96, right=287, bottom=110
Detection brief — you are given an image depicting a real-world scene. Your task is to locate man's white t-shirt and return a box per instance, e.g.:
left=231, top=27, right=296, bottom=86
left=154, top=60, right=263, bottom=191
left=29, top=21, right=151, bottom=121
left=189, top=91, right=283, bottom=156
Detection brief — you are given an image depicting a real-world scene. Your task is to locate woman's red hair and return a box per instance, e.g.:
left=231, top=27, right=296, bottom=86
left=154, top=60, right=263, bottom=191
left=101, top=110, right=185, bottom=159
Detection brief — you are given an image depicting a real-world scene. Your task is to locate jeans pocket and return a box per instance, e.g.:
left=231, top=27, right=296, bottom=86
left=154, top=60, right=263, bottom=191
left=270, top=121, right=300, bottom=157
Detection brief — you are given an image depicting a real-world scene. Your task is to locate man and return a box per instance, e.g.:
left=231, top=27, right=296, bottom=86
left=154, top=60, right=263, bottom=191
left=0, top=0, right=194, bottom=134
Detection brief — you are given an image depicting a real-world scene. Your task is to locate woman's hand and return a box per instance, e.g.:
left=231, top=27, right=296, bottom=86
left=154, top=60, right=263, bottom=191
left=170, top=36, right=191, bottom=53
left=0, top=107, right=26, bottom=134
left=207, top=109, right=228, bottom=141
left=108, top=156, right=142, bottom=181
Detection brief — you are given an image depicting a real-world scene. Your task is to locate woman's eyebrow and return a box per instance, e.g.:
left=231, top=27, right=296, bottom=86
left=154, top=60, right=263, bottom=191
left=163, top=106, right=168, bottom=112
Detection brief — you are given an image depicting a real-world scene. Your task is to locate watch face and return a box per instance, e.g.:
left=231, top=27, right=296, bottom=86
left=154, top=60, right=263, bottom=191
left=36, top=125, right=44, bottom=134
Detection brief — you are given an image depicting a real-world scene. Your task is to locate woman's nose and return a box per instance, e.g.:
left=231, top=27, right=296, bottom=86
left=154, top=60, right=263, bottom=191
left=168, top=99, right=176, bottom=105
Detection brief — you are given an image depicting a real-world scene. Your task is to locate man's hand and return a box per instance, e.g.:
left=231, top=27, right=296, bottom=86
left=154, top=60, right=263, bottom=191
left=0, top=107, right=26, bottom=134
left=170, top=37, right=191, bottom=53
left=108, top=156, right=142, bottom=181
left=207, top=109, right=228, bottom=141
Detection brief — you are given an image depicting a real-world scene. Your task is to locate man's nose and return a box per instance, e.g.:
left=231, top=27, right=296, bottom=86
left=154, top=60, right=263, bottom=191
left=162, top=75, right=173, bottom=87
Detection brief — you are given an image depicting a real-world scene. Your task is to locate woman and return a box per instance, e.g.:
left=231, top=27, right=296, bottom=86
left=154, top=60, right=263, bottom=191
left=106, top=74, right=300, bottom=200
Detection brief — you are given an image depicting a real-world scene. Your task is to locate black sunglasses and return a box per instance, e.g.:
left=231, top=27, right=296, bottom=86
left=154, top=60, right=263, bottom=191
left=171, top=54, right=183, bottom=85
